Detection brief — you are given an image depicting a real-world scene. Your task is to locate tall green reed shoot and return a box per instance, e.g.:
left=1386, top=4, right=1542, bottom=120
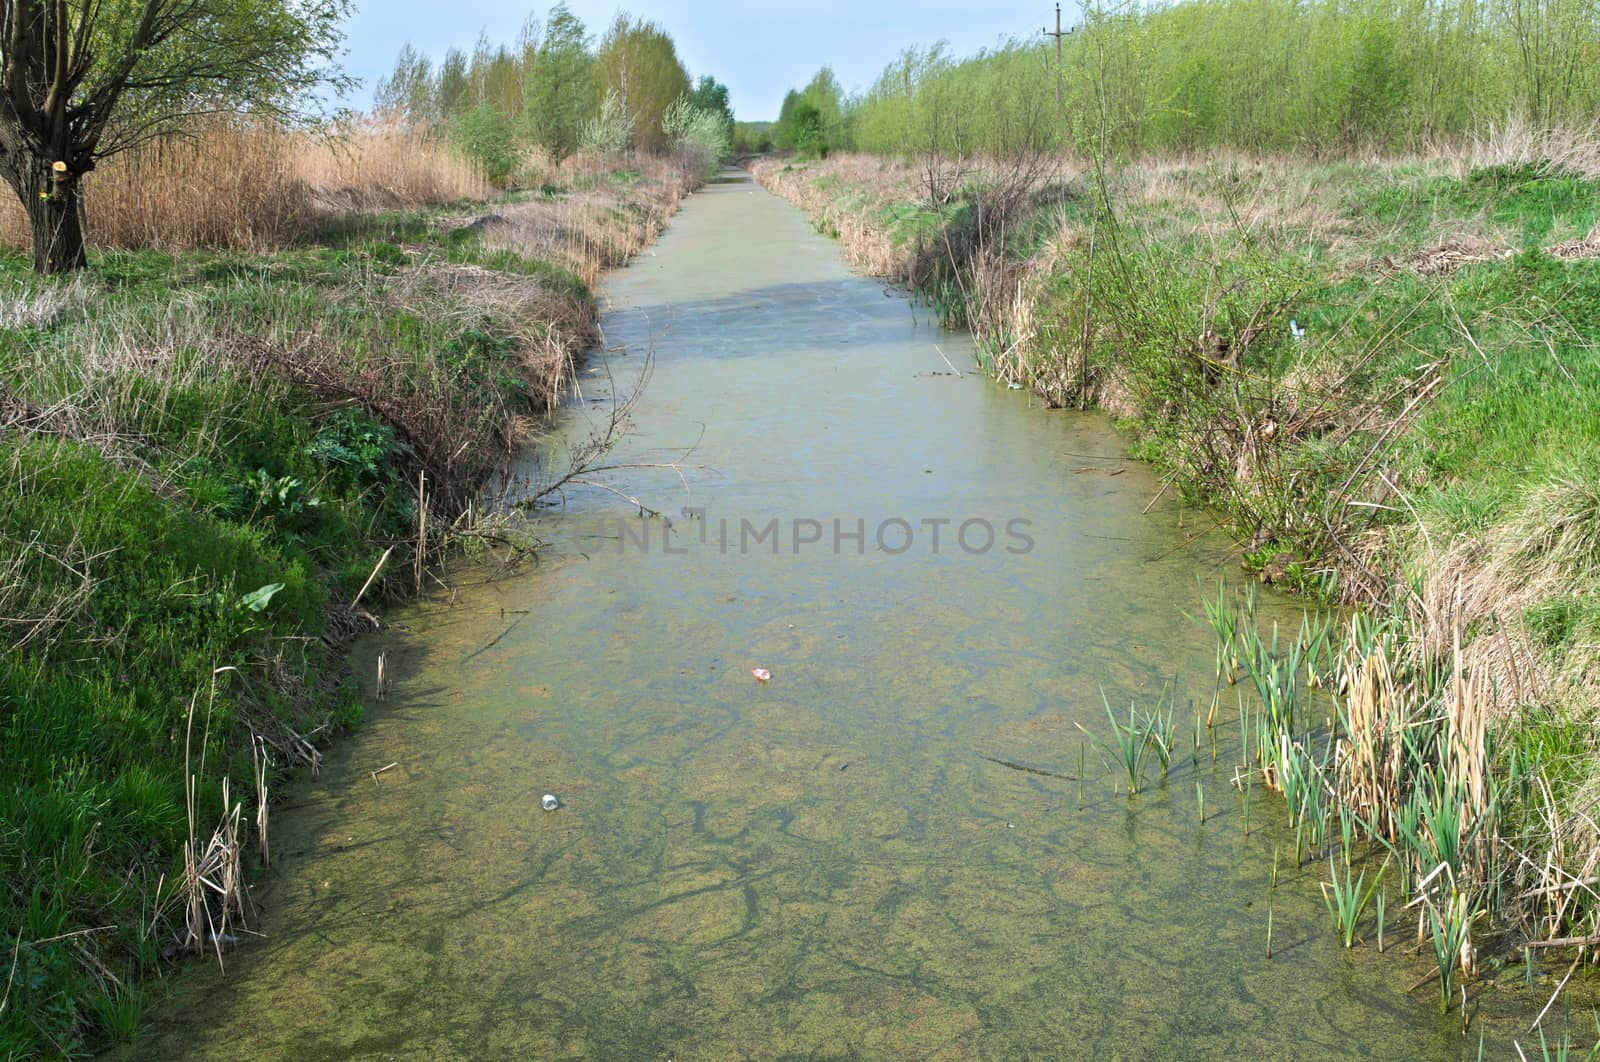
left=1079, top=689, right=1175, bottom=796
left=1321, top=853, right=1383, bottom=948
left=1424, top=886, right=1479, bottom=1014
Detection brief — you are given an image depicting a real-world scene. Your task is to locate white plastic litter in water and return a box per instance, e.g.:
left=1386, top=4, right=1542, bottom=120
left=541, top=793, right=560, bottom=811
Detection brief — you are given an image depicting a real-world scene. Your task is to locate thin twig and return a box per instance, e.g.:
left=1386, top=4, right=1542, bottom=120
left=1530, top=954, right=1581, bottom=1033
left=0, top=931, right=22, bottom=1017
left=932, top=343, right=966, bottom=377
left=351, top=546, right=394, bottom=608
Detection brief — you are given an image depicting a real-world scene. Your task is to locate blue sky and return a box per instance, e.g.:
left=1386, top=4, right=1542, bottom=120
left=340, top=2, right=1072, bottom=121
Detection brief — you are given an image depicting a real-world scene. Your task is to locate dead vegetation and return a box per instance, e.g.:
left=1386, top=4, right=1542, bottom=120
left=477, top=153, right=699, bottom=289
left=0, top=121, right=490, bottom=253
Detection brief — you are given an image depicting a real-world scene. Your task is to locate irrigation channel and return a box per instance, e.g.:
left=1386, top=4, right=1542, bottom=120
left=135, top=170, right=1556, bottom=1057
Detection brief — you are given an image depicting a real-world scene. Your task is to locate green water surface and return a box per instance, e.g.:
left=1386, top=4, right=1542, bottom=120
left=132, top=171, right=1563, bottom=1059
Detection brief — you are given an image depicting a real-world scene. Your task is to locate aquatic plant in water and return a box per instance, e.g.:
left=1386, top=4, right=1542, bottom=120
left=1320, top=852, right=1383, bottom=948
left=1197, top=586, right=1574, bottom=1012
left=1080, top=690, right=1174, bottom=796
left=1424, top=885, right=1480, bottom=1014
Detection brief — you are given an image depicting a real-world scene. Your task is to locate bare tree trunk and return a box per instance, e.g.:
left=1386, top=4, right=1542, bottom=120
left=1, top=158, right=89, bottom=274
left=25, top=169, right=88, bottom=274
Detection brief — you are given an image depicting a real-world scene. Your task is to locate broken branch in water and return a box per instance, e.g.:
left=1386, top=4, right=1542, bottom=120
left=371, top=763, right=399, bottom=786
left=1142, top=470, right=1177, bottom=515
left=498, top=341, right=706, bottom=532
left=933, top=344, right=966, bottom=377
left=565, top=479, right=665, bottom=519
left=1530, top=955, right=1581, bottom=1034
left=351, top=546, right=394, bottom=608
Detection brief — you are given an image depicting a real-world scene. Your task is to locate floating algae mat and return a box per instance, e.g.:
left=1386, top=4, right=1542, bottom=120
left=135, top=171, right=1563, bottom=1058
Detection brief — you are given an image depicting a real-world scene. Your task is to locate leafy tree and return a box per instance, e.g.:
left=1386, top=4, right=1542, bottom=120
left=800, top=66, right=848, bottom=147
left=0, top=0, right=351, bottom=273
left=526, top=2, right=592, bottom=160
left=690, top=75, right=734, bottom=130
left=592, top=14, right=690, bottom=152
left=841, top=0, right=1600, bottom=159
left=773, top=89, right=802, bottom=148
left=774, top=99, right=825, bottom=157
left=437, top=48, right=469, bottom=115
left=661, top=95, right=729, bottom=173
left=580, top=87, right=629, bottom=156
left=374, top=43, right=437, bottom=128
left=791, top=102, right=826, bottom=157
left=452, top=101, right=518, bottom=184
left=475, top=40, right=526, bottom=119
left=774, top=67, right=853, bottom=155
left=731, top=120, right=773, bottom=154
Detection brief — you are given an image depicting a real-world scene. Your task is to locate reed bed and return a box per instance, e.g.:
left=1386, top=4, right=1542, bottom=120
left=1201, top=588, right=1600, bottom=1013
left=0, top=122, right=490, bottom=253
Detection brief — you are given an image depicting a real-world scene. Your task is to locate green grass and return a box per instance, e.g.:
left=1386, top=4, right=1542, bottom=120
left=1363, top=169, right=1600, bottom=246
left=0, top=195, right=601, bottom=1058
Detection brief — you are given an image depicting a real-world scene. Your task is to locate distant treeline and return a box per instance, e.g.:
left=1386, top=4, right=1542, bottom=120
left=375, top=3, right=735, bottom=182
left=772, top=0, right=1600, bottom=157
left=732, top=121, right=775, bottom=155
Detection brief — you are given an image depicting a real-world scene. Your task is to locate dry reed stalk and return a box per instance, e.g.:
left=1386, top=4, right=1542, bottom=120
left=1341, top=647, right=1403, bottom=840
left=0, top=121, right=488, bottom=252
left=251, top=735, right=269, bottom=869
left=1447, top=622, right=1491, bottom=838
left=415, top=470, right=426, bottom=593
left=351, top=546, right=395, bottom=609
left=177, top=680, right=247, bottom=962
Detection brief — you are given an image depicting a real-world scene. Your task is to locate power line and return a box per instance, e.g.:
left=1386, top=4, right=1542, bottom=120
left=1042, top=3, right=1072, bottom=129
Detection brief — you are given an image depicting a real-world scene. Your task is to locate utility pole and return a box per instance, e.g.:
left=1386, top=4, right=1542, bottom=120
left=1043, top=3, right=1067, bottom=129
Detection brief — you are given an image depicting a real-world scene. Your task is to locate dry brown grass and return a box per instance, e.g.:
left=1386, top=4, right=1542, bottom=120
left=0, top=151, right=705, bottom=518
left=0, top=121, right=489, bottom=253
left=1404, top=463, right=1600, bottom=721
left=476, top=152, right=699, bottom=291
left=751, top=155, right=923, bottom=280
left=1462, top=114, right=1600, bottom=181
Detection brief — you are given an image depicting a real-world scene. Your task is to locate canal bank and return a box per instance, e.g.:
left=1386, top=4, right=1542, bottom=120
left=131, top=170, right=1550, bottom=1059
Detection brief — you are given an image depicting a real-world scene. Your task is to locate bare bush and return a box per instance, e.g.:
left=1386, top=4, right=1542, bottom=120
left=1465, top=114, right=1600, bottom=180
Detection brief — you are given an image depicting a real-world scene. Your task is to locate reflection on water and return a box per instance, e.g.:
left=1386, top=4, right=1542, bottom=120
left=135, top=172, right=1545, bottom=1059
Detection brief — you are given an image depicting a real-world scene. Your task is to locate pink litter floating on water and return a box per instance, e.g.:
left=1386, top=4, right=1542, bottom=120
left=752, top=668, right=772, bottom=684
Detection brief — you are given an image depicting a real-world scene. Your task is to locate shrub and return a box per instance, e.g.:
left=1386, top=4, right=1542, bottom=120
left=581, top=89, right=632, bottom=158
left=452, top=103, right=520, bottom=186
left=662, top=96, right=731, bottom=175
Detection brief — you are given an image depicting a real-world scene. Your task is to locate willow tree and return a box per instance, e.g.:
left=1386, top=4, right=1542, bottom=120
left=592, top=14, right=688, bottom=152
left=0, top=1, right=350, bottom=274
left=526, top=3, right=592, bottom=161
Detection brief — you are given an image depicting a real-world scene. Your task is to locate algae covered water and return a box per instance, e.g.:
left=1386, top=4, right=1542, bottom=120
left=135, top=172, right=1544, bottom=1058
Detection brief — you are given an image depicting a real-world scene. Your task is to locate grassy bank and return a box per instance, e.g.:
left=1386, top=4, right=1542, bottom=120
left=752, top=142, right=1600, bottom=1005
left=0, top=148, right=698, bottom=1058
